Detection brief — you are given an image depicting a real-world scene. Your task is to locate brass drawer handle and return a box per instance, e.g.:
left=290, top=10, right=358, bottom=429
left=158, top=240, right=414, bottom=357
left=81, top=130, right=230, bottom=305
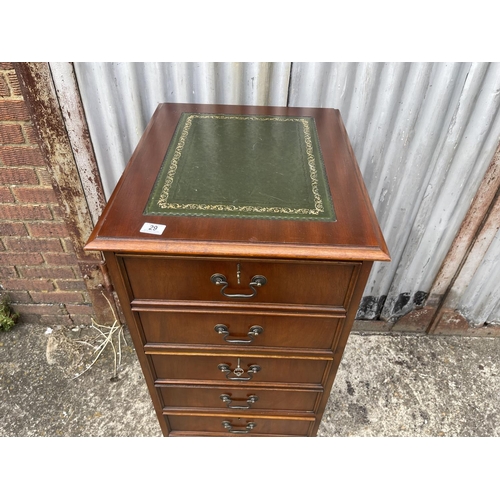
left=220, top=394, right=259, bottom=409
left=210, top=273, right=267, bottom=298
left=222, top=420, right=256, bottom=434
left=218, top=358, right=261, bottom=381
left=214, top=324, right=263, bottom=344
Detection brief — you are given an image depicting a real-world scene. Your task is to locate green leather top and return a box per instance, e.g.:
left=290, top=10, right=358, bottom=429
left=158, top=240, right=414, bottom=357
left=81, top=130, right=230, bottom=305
left=144, top=112, right=336, bottom=221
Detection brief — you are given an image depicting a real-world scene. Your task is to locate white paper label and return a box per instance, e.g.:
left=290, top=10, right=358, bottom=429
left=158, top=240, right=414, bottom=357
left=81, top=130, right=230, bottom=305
left=140, top=222, right=166, bottom=235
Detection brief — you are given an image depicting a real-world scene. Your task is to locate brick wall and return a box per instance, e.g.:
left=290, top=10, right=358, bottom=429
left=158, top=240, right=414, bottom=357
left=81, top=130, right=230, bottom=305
left=0, top=63, right=92, bottom=326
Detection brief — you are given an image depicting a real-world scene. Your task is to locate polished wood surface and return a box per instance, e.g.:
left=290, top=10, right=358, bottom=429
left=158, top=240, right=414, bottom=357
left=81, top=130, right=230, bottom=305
left=86, top=104, right=390, bottom=262
left=151, top=354, right=330, bottom=385
left=165, top=414, right=313, bottom=436
left=85, top=103, right=390, bottom=437
left=121, top=255, right=358, bottom=307
left=136, top=309, right=343, bottom=350
left=158, top=385, right=320, bottom=412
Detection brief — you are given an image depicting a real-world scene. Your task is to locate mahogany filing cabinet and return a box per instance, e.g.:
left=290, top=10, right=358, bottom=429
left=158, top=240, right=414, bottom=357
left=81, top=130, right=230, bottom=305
left=85, top=102, right=390, bottom=436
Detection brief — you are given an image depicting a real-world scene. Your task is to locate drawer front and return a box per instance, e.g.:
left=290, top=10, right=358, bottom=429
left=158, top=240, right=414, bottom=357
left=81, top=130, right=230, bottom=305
left=166, top=415, right=312, bottom=436
left=159, top=386, right=319, bottom=412
left=137, top=309, right=342, bottom=350
left=151, top=354, right=329, bottom=385
left=122, top=256, right=358, bottom=307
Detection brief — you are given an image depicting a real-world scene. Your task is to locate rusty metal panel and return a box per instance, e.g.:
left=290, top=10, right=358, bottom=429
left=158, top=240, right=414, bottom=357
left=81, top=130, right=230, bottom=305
left=73, top=62, right=291, bottom=198
left=14, top=63, right=117, bottom=324
left=15, top=63, right=97, bottom=259
left=446, top=170, right=500, bottom=326
left=428, top=150, right=500, bottom=305
left=290, top=62, right=500, bottom=322
left=457, top=227, right=500, bottom=326
left=49, top=63, right=106, bottom=226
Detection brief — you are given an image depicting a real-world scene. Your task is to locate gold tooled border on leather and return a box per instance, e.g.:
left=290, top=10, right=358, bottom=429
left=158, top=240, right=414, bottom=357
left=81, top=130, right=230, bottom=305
left=145, top=113, right=336, bottom=221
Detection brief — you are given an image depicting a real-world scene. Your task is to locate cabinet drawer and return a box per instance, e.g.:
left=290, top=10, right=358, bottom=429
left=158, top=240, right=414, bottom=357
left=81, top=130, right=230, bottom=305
left=159, top=386, right=320, bottom=412
left=166, top=415, right=312, bottom=436
left=122, top=256, right=358, bottom=308
left=151, top=354, right=329, bottom=385
left=137, top=309, right=342, bottom=350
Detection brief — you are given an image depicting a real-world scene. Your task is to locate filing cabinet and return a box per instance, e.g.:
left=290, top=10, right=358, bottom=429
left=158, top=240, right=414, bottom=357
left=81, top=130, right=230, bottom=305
left=85, top=102, right=389, bottom=436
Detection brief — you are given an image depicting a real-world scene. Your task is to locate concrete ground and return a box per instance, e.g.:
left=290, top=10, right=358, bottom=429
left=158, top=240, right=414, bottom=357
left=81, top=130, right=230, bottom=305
left=1, top=322, right=499, bottom=437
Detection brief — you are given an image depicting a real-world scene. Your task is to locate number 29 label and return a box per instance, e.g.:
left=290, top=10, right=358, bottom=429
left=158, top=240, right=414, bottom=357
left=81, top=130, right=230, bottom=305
left=140, top=222, right=166, bottom=235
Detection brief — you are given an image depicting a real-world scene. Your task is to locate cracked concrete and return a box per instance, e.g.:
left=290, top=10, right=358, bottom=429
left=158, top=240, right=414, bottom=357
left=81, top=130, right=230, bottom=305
left=1, top=323, right=499, bottom=437
left=318, top=333, right=500, bottom=436
left=0, top=324, right=161, bottom=437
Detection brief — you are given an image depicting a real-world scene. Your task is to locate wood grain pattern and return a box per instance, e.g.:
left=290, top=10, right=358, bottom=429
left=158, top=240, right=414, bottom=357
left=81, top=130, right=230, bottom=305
left=165, top=414, right=313, bottom=436
left=85, top=103, right=390, bottom=437
left=158, top=385, right=320, bottom=413
left=135, top=308, right=343, bottom=350
left=85, top=104, right=390, bottom=263
left=151, top=354, right=330, bottom=385
left=122, top=255, right=358, bottom=307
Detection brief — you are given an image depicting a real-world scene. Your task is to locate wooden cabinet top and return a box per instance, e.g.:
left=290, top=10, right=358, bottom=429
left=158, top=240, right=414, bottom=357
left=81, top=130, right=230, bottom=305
left=85, top=103, right=389, bottom=262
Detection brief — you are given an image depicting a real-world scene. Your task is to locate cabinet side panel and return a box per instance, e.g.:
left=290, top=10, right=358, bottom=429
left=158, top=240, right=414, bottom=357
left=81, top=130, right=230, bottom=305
left=311, top=261, right=374, bottom=435
left=104, top=251, right=169, bottom=436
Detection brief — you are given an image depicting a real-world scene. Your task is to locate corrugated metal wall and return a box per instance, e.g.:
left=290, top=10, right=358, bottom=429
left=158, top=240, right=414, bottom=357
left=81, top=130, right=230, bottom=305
left=72, top=62, right=500, bottom=325
left=458, top=227, right=500, bottom=326
left=73, top=62, right=291, bottom=198
left=288, top=63, right=500, bottom=322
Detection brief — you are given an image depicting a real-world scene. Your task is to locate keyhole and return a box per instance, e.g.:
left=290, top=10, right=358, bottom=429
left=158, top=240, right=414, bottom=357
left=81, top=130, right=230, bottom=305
left=233, top=357, right=244, bottom=377
left=237, top=263, right=241, bottom=285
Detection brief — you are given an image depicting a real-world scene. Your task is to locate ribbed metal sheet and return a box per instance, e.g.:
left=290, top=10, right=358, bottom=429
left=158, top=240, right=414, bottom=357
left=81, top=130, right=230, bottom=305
left=290, top=62, right=500, bottom=321
left=73, top=62, right=500, bottom=324
left=457, top=226, right=500, bottom=326
left=73, top=62, right=291, bottom=198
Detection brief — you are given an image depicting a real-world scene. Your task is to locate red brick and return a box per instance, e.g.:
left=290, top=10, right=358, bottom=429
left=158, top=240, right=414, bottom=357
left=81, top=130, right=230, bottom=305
left=2, top=279, right=54, bottom=291
left=0, top=75, right=10, bottom=96
left=0, top=266, right=17, bottom=278
left=0, top=204, right=52, bottom=220
left=38, top=315, right=74, bottom=326
left=0, top=186, right=14, bottom=202
left=0, top=100, right=29, bottom=121
left=0, top=124, right=24, bottom=144
left=0, top=63, right=15, bottom=70
left=0, top=222, right=27, bottom=236
left=0, top=167, right=39, bottom=185
left=23, top=124, right=39, bottom=145
left=3, top=237, right=63, bottom=252
left=68, top=314, right=93, bottom=325
left=30, top=291, right=84, bottom=304
left=61, top=238, right=75, bottom=253
left=0, top=252, right=43, bottom=265
left=12, top=186, right=57, bottom=203
left=18, top=266, right=75, bottom=279
left=65, top=304, right=93, bottom=314
left=35, top=168, right=53, bottom=186
left=51, top=204, right=65, bottom=219
left=26, top=222, right=69, bottom=238
left=13, top=303, right=64, bottom=315
left=17, top=313, right=72, bottom=326
left=55, top=279, right=86, bottom=291
left=8, top=291, right=31, bottom=302
left=0, top=146, right=45, bottom=166
left=43, top=253, right=78, bottom=265
left=7, top=73, right=21, bottom=96
left=16, top=313, right=37, bottom=323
